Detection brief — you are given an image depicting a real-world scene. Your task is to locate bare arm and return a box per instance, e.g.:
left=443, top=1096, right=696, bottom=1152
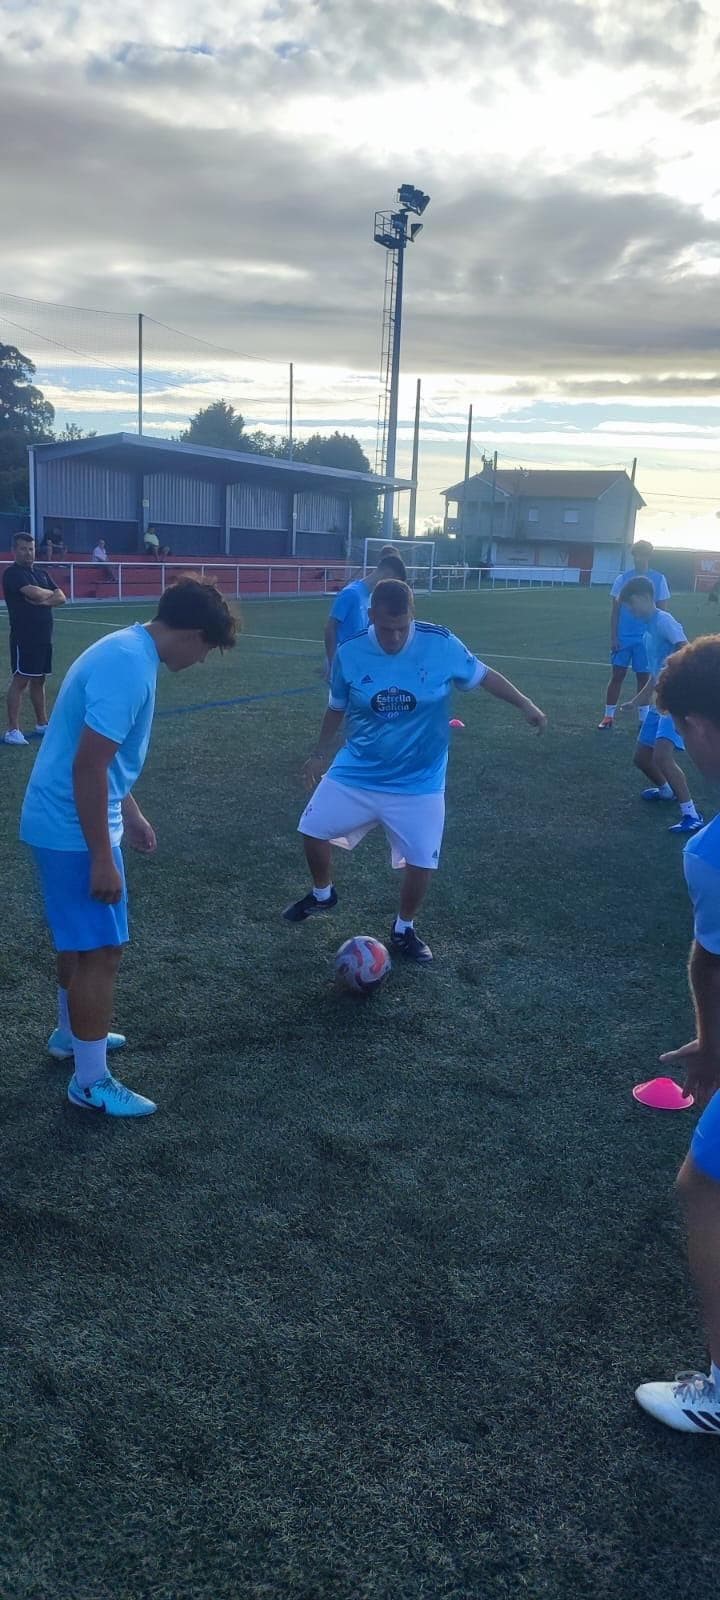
left=691, top=944, right=720, bottom=1062
left=19, top=582, right=66, bottom=604
left=121, top=792, right=157, bottom=853
left=324, top=618, right=338, bottom=666
left=480, top=668, right=547, bottom=731
left=619, top=679, right=655, bottom=711
left=72, top=726, right=123, bottom=902
left=610, top=597, right=620, bottom=649
left=660, top=944, right=720, bottom=1107
left=303, top=707, right=346, bottom=790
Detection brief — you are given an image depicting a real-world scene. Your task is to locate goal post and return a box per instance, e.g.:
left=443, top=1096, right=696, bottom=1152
left=363, top=537, right=435, bottom=590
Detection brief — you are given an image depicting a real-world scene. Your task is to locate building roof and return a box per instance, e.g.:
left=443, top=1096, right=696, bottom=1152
left=30, top=433, right=413, bottom=495
left=442, top=468, right=645, bottom=507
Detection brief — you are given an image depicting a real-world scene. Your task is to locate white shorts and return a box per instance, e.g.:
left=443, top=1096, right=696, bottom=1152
left=298, top=776, right=445, bottom=870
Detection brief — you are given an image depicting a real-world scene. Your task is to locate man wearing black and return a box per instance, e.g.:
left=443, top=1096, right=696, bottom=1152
left=3, top=532, right=66, bottom=746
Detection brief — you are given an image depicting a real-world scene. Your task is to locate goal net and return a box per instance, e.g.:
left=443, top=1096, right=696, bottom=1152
left=363, top=538, right=435, bottom=589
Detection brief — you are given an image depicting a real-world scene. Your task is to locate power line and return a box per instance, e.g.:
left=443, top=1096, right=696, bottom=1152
left=144, top=317, right=284, bottom=369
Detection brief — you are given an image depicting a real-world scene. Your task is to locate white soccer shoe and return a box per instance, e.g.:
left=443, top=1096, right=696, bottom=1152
left=2, top=729, right=28, bottom=746
left=635, top=1371, right=720, bottom=1433
left=67, top=1072, right=157, bottom=1117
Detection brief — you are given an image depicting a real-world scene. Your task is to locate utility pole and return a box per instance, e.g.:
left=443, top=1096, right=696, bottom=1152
left=408, top=378, right=421, bottom=538
left=622, top=457, right=638, bottom=569
left=288, top=363, right=294, bottom=460
left=490, top=449, right=498, bottom=558
left=138, top=313, right=144, bottom=436
left=460, top=404, right=473, bottom=562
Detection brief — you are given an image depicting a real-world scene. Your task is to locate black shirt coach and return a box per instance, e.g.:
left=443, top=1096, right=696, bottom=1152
left=3, top=560, right=59, bottom=677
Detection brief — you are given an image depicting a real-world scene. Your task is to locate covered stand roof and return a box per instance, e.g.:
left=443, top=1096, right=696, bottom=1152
left=31, top=433, right=414, bottom=496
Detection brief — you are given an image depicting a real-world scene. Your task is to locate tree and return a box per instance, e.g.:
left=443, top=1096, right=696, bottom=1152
left=0, top=343, right=55, bottom=512
left=181, top=399, right=248, bottom=450
left=293, top=432, right=379, bottom=541
left=0, top=343, right=55, bottom=441
left=293, top=432, right=371, bottom=475
left=57, top=422, right=97, bottom=441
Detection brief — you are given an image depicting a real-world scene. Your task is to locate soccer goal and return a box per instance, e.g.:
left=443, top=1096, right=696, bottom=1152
left=363, top=537, right=435, bottom=590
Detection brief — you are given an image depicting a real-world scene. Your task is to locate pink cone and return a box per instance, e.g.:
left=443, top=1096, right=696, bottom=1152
left=632, top=1076, right=694, bottom=1111
left=449, top=719, right=465, bottom=729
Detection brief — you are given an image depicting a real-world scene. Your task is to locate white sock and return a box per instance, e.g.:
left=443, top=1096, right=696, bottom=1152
left=711, top=1361, right=720, bottom=1391
left=657, top=783, right=674, bottom=799
left=312, top=884, right=333, bottom=903
left=637, top=705, right=649, bottom=724
left=681, top=800, right=699, bottom=819
left=604, top=705, right=616, bottom=719
left=395, top=916, right=414, bottom=933
left=71, top=1036, right=107, bottom=1089
left=57, top=986, right=71, bottom=1034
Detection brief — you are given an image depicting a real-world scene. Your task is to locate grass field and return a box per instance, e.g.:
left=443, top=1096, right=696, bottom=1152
left=3, top=586, right=720, bottom=1600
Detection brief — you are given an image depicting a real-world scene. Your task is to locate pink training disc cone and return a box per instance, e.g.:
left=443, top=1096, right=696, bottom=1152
left=632, top=1076, right=694, bottom=1111
left=449, top=719, right=465, bottom=729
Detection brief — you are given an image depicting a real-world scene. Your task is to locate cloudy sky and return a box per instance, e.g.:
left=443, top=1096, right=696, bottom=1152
left=1, top=0, right=719, bottom=542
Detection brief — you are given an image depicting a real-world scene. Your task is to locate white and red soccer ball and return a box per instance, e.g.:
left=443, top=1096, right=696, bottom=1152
left=334, top=936, right=391, bottom=994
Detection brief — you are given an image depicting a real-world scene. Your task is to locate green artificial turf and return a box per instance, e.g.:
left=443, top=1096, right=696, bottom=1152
left=2, top=588, right=720, bottom=1598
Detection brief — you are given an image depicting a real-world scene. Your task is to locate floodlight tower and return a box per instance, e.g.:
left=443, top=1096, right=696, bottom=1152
left=374, top=183, right=430, bottom=540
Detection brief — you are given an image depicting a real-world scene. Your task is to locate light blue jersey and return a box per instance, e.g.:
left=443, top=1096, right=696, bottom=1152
left=20, top=624, right=160, bottom=851
left=330, top=578, right=372, bottom=645
left=643, top=607, right=687, bottom=679
left=612, top=568, right=670, bottom=644
left=328, top=622, right=487, bottom=794
left=685, top=816, right=720, bottom=955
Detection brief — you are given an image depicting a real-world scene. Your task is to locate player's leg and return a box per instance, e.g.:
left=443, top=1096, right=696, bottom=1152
left=304, top=836, right=334, bottom=891
left=48, top=948, right=126, bottom=1062
left=634, top=709, right=674, bottom=800
left=633, top=742, right=665, bottom=788
left=599, top=656, right=628, bottom=728
left=5, top=668, right=30, bottom=742
left=28, top=674, right=48, bottom=731
left=633, top=666, right=651, bottom=730
left=385, top=794, right=444, bottom=963
left=284, top=776, right=376, bottom=922
left=30, top=845, right=154, bottom=1116
left=636, top=1102, right=720, bottom=1433
left=653, top=727, right=703, bottom=834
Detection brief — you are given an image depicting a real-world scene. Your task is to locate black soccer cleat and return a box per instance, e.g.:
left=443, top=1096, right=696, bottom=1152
left=390, top=925, right=433, bottom=964
left=283, top=888, right=338, bottom=923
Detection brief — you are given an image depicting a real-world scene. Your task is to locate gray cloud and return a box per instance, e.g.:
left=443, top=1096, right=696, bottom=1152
left=1, top=0, right=718, bottom=415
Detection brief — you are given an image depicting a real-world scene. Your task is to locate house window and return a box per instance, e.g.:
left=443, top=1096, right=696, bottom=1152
left=563, top=509, right=579, bottom=524
left=528, top=508, right=539, bottom=523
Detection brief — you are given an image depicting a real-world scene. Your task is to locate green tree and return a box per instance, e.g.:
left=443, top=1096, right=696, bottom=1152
left=0, top=343, right=55, bottom=440
left=181, top=399, right=248, bottom=450
left=293, top=432, right=379, bottom=540
left=57, top=422, right=97, bottom=441
left=0, top=343, right=55, bottom=511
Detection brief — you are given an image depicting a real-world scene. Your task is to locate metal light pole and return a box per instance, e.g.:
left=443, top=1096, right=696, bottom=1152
left=374, top=185, right=430, bottom=541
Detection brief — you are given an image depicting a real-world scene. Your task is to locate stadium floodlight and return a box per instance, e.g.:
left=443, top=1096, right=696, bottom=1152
left=398, top=184, right=431, bottom=215
left=374, top=183, right=430, bottom=539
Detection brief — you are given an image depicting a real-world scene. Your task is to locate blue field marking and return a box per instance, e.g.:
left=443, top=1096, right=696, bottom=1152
left=155, top=683, right=319, bottom=719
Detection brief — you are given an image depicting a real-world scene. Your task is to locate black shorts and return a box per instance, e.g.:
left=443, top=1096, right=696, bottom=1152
left=9, top=635, right=52, bottom=678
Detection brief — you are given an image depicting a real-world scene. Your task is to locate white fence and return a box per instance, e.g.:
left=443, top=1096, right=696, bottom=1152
left=1, top=559, right=597, bottom=605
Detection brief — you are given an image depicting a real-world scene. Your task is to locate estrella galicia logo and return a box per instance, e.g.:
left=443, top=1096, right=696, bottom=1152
left=371, top=685, right=417, bottom=719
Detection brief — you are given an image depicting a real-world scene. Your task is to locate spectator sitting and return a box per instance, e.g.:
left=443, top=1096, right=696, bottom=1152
left=143, top=527, right=161, bottom=560
left=92, top=539, right=115, bottom=582
left=49, top=527, right=66, bottom=557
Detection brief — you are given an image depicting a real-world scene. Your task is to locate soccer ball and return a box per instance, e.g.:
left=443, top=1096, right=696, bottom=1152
left=334, top=936, right=391, bottom=994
